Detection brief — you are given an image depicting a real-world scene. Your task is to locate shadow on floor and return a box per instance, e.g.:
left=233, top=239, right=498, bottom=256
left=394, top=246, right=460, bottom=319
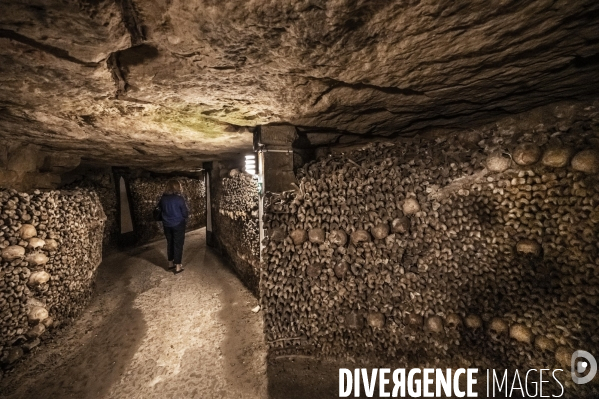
left=0, top=252, right=147, bottom=399
left=129, top=243, right=170, bottom=271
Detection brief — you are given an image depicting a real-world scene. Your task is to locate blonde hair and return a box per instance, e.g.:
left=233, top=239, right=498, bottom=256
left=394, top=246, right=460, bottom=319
left=165, top=179, right=182, bottom=195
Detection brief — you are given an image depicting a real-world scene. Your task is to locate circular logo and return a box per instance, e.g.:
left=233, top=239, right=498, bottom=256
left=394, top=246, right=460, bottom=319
left=571, top=350, right=597, bottom=385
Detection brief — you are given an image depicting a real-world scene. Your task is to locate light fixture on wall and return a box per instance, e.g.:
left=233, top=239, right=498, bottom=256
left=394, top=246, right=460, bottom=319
left=245, top=154, right=257, bottom=176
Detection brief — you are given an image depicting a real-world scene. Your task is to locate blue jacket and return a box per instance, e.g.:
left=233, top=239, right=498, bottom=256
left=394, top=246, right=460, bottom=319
left=159, top=194, right=189, bottom=228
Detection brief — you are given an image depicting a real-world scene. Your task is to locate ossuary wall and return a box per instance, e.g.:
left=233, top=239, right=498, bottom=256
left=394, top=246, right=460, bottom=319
left=212, top=168, right=260, bottom=296
left=261, top=102, right=599, bottom=396
left=0, top=189, right=105, bottom=365
left=129, top=176, right=206, bottom=243
left=63, top=168, right=118, bottom=250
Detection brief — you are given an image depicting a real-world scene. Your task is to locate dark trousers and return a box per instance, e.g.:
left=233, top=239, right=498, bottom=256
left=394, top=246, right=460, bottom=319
left=164, top=222, right=186, bottom=264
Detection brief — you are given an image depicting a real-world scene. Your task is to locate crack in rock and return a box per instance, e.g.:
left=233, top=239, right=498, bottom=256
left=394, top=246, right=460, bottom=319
left=0, top=29, right=99, bottom=67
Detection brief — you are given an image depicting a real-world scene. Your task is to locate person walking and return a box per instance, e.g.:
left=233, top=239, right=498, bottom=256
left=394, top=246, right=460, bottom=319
left=158, top=179, right=189, bottom=274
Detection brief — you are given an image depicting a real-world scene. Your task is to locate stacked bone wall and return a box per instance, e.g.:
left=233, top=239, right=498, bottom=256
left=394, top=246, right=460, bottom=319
left=262, top=103, right=599, bottom=396
left=0, top=189, right=105, bottom=365
left=129, top=176, right=206, bottom=243
left=212, top=169, right=260, bottom=296
left=62, top=169, right=118, bottom=250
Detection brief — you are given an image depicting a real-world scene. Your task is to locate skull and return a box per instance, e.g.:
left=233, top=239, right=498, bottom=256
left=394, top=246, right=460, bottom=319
left=308, top=228, right=325, bottom=244
left=391, top=216, right=410, bottom=234
left=290, top=229, right=308, bottom=245
left=371, top=223, right=390, bottom=240
left=425, top=315, right=444, bottom=334
left=333, top=262, right=349, bottom=278
left=509, top=324, right=533, bottom=344
left=345, top=312, right=364, bottom=330
left=535, top=336, right=557, bottom=353
left=329, top=230, right=348, bottom=246
left=445, top=313, right=462, bottom=330
left=465, top=314, right=483, bottom=331
left=488, top=318, right=509, bottom=341
left=367, top=312, right=386, bottom=329
left=407, top=313, right=423, bottom=327
left=555, top=346, right=572, bottom=367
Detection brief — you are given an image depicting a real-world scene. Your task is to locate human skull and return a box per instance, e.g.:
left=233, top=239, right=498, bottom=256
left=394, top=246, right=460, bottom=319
left=488, top=318, right=509, bottom=340
left=445, top=313, right=462, bottom=330
left=425, top=316, right=444, bottom=334
left=465, top=314, right=483, bottom=331
left=509, top=324, right=533, bottom=344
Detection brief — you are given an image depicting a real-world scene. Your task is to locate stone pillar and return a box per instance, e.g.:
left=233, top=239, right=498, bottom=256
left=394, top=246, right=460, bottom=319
left=203, top=161, right=215, bottom=247
left=259, top=125, right=297, bottom=193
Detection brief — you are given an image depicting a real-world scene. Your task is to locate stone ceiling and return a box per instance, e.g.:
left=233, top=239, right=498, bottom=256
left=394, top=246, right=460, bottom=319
left=1, top=0, right=598, bottom=170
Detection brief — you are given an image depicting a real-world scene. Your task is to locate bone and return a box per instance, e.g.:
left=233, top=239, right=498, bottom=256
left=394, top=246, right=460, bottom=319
left=486, top=152, right=511, bottom=172
left=509, top=324, right=533, bottom=344
left=1, top=188, right=106, bottom=355
left=260, top=132, right=599, bottom=390
left=513, top=143, right=541, bottom=166
left=571, top=149, right=599, bottom=173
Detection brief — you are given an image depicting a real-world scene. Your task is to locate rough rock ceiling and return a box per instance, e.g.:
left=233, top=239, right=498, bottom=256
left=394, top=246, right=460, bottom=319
left=1, top=0, right=598, bottom=170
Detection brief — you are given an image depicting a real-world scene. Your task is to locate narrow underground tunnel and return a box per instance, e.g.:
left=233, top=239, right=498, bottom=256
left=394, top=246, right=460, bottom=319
left=1, top=1, right=599, bottom=398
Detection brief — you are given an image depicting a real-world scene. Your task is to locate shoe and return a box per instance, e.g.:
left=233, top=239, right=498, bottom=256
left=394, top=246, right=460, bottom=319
left=168, top=261, right=175, bottom=269
left=174, top=264, right=184, bottom=274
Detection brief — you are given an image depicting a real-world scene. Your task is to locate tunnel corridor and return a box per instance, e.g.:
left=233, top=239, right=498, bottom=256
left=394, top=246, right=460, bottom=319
left=2, top=1, right=599, bottom=398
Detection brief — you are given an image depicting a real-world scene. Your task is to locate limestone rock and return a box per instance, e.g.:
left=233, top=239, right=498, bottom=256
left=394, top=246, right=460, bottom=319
left=6, top=145, right=39, bottom=173
left=1, top=2, right=597, bottom=170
